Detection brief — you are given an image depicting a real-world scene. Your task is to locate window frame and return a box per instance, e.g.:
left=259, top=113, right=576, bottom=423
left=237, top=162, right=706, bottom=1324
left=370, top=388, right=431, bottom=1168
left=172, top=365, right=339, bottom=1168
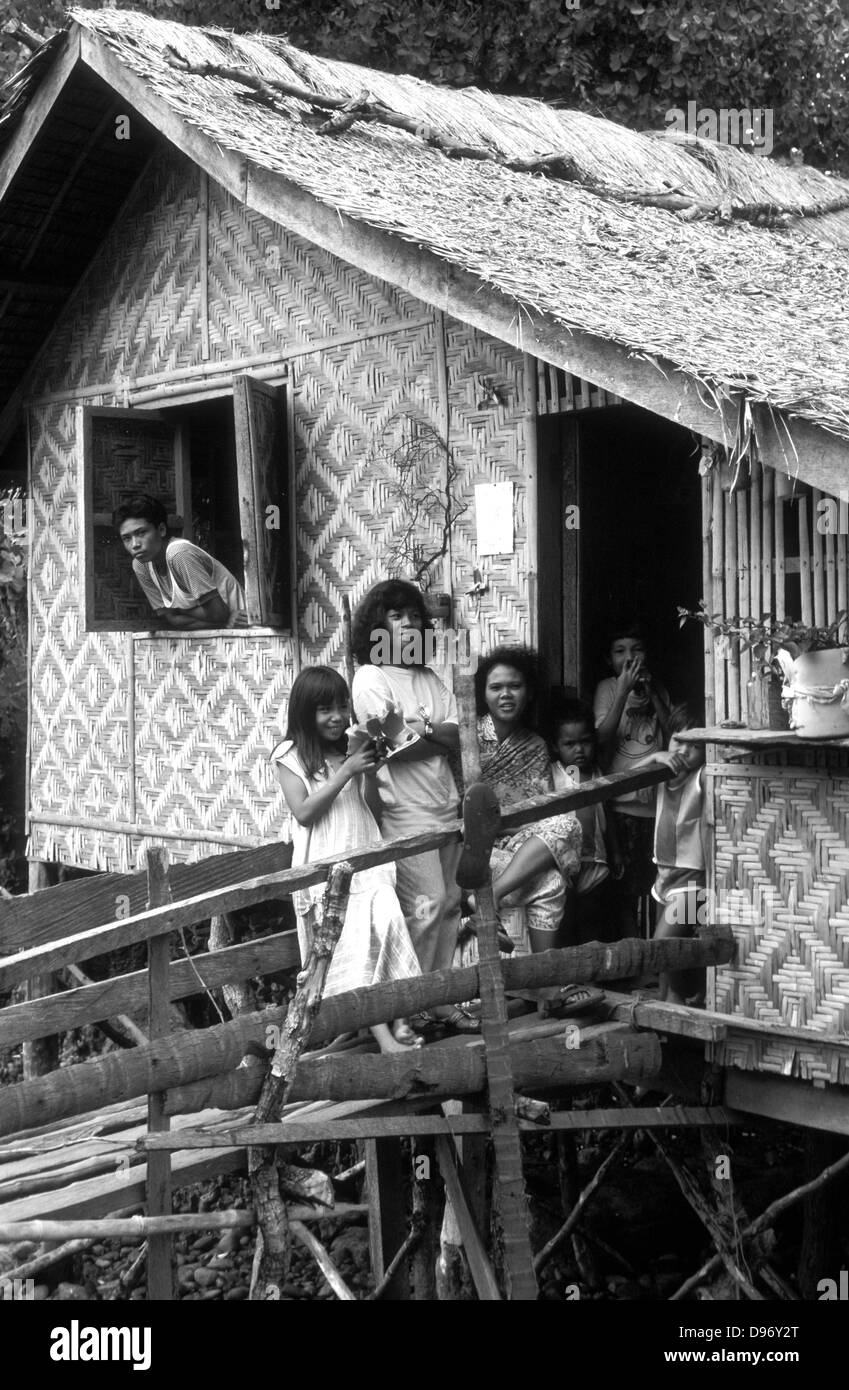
left=77, top=379, right=297, bottom=636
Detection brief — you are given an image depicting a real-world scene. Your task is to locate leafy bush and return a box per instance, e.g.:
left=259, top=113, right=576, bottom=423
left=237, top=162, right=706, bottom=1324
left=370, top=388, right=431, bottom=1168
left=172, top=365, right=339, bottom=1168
left=2, top=0, right=848, bottom=170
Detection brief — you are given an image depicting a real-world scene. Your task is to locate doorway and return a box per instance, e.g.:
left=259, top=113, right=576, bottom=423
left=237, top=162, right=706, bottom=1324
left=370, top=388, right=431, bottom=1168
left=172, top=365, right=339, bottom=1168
left=537, top=403, right=705, bottom=717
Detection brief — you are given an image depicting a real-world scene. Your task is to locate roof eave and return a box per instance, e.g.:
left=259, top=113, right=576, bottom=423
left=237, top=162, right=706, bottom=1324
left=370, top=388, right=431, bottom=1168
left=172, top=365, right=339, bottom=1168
left=0, top=28, right=81, bottom=205
left=6, top=24, right=848, bottom=496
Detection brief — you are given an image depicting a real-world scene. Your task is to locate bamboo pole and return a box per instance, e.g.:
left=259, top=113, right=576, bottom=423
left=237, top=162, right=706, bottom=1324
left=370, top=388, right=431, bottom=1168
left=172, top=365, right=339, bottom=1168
left=0, top=1206, right=366, bottom=1244
left=701, top=467, right=715, bottom=725
left=750, top=461, right=762, bottom=628
left=799, top=493, right=813, bottom=626
left=811, top=488, right=826, bottom=627
left=775, top=481, right=786, bottom=619
left=523, top=352, right=539, bottom=652
left=762, top=463, right=774, bottom=623
left=145, top=848, right=173, bottom=1301
left=291, top=1221, right=356, bottom=1300
left=736, top=487, right=750, bottom=694
left=710, top=469, right=725, bottom=721
left=724, top=491, right=740, bottom=721
left=199, top=169, right=210, bottom=362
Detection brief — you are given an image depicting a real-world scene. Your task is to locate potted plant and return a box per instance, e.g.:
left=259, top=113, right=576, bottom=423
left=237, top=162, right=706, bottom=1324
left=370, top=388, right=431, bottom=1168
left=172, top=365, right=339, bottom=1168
left=678, top=605, right=849, bottom=733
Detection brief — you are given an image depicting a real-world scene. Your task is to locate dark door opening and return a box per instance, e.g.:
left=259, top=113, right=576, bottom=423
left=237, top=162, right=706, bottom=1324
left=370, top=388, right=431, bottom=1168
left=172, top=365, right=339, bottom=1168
left=537, top=403, right=705, bottom=718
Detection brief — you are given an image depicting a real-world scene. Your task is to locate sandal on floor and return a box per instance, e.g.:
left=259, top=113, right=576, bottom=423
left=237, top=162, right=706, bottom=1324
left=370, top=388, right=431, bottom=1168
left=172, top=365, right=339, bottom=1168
left=444, top=1005, right=481, bottom=1035
left=553, top=984, right=606, bottom=1018
left=409, top=1011, right=439, bottom=1033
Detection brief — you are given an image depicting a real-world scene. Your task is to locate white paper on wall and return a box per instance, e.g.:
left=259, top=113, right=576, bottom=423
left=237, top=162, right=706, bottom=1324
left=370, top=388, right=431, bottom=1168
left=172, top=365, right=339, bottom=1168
left=474, top=481, right=514, bottom=555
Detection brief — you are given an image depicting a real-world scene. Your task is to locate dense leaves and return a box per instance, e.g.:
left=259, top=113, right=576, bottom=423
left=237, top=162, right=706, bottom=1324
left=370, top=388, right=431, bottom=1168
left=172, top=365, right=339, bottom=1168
left=2, top=0, right=848, bottom=169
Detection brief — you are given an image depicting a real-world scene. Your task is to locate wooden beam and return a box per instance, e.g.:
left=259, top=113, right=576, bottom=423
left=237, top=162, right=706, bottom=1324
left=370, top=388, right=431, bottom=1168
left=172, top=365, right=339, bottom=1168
left=0, top=840, right=292, bottom=955
left=434, top=1134, right=502, bottom=1300
left=142, top=1106, right=740, bottom=1148
left=0, top=1147, right=246, bottom=1224
left=0, top=1026, right=663, bottom=1139
left=0, top=930, right=300, bottom=1048
left=78, top=28, right=246, bottom=202
left=145, top=849, right=173, bottom=1302
left=0, top=940, right=728, bottom=1138
left=5, top=759, right=674, bottom=983
left=724, top=1071, right=849, bottom=1135
left=0, top=30, right=81, bottom=205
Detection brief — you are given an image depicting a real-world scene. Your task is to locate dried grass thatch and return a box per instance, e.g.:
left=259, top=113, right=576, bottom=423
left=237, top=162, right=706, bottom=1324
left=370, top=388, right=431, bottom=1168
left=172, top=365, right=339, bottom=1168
left=10, top=10, right=849, bottom=440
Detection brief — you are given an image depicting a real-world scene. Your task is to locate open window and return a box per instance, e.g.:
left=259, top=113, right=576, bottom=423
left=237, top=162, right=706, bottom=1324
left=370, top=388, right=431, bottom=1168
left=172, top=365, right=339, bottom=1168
left=77, top=374, right=295, bottom=632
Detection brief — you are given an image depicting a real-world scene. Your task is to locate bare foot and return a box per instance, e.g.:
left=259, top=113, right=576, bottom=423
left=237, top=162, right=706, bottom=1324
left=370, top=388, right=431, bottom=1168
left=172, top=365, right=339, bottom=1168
left=391, top=1018, right=419, bottom=1046
left=371, top=1022, right=422, bottom=1053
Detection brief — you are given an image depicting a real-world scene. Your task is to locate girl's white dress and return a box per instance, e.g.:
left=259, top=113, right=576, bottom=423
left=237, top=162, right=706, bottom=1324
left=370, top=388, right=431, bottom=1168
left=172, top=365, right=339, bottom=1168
left=270, top=740, right=421, bottom=997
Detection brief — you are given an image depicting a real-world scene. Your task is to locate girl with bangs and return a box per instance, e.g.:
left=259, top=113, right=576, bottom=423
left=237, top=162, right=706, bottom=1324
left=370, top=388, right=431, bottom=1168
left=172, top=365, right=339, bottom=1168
left=270, top=664, right=421, bottom=1053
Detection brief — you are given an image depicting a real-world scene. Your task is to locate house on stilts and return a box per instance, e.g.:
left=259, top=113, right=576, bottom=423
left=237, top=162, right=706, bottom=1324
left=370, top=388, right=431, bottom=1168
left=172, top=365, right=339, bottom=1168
left=2, top=9, right=849, bottom=1143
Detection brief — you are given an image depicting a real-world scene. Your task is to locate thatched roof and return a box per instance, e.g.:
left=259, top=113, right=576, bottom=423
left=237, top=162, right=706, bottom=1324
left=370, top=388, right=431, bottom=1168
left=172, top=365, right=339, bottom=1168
left=2, top=9, right=849, bottom=447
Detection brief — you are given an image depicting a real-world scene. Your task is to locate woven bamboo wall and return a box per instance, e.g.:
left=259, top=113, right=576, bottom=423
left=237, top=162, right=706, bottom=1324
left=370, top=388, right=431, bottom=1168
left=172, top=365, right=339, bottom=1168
left=26, top=148, right=532, bottom=871
left=710, top=758, right=849, bottom=1077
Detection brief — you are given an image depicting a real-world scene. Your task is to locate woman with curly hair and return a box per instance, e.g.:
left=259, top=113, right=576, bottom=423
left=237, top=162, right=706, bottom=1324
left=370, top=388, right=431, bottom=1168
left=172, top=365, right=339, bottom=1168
left=350, top=580, right=472, bottom=1028
left=473, top=646, right=581, bottom=954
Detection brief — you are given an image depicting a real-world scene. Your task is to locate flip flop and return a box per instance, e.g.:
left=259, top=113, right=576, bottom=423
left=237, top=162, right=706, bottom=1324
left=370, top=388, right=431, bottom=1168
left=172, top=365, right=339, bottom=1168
left=444, top=1006, right=481, bottom=1035
left=553, top=984, right=606, bottom=1018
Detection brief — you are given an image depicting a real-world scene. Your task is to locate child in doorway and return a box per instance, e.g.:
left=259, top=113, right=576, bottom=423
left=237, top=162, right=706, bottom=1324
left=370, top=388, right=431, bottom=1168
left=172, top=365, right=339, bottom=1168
left=351, top=580, right=471, bottom=1031
left=593, top=621, right=672, bottom=938
left=270, top=665, right=422, bottom=1053
left=550, top=698, right=622, bottom=945
left=633, top=706, right=707, bottom=1005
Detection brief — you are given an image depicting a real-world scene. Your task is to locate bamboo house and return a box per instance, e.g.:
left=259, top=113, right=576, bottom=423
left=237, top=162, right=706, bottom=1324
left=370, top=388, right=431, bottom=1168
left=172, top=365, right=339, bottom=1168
left=2, top=9, right=849, bottom=1105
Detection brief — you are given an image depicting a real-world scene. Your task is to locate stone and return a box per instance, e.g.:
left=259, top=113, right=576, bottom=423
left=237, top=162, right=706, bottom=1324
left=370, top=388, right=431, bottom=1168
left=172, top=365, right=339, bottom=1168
left=224, top=1286, right=248, bottom=1301
left=329, top=1227, right=370, bottom=1271
left=193, top=1267, right=219, bottom=1289
left=53, top=1283, right=90, bottom=1301
left=191, top=1234, right=218, bottom=1254
left=32, top=1285, right=50, bottom=1301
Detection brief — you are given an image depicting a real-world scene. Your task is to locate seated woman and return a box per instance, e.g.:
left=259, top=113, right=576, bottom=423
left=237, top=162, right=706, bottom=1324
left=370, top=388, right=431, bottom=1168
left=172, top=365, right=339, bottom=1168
left=473, top=647, right=581, bottom=954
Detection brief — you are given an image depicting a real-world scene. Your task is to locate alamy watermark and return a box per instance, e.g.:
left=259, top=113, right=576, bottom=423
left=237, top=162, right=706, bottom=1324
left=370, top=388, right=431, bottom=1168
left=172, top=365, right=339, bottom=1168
left=665, top=102, right=773, bottom=156
left=370, top=626, right=478, bottom=671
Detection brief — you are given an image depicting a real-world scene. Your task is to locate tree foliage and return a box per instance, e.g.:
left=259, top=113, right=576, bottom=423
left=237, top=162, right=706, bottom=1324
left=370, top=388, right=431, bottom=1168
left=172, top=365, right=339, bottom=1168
left=1, top=0, right=848, bottom=168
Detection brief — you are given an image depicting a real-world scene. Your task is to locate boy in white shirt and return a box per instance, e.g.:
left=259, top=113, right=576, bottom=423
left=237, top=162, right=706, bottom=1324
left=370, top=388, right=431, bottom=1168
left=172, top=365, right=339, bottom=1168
left=115, top=494, right=246, bottom=630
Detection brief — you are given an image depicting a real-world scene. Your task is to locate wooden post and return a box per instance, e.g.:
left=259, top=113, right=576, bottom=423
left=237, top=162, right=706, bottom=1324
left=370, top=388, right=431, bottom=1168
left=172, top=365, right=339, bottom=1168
left=410, top=1135, right=440, bottom=1301
left=365, top=1138, right=410, bottom=1300
left=248, top=861, right=352, bottom=1300
left=22, top=861, right=58, bottom=1080
left=145, top=847, right=173, bottom=1301
left=341, top=593, right=355, bottom=692
left=459, top=782, right=538, bottom=1299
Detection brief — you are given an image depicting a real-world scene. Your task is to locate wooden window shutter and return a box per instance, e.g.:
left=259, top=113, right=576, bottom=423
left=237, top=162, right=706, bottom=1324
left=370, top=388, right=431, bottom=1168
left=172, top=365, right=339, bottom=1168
left=79, top=405, right=189, bottom=629
left=232, top=374, right=292, bottom=628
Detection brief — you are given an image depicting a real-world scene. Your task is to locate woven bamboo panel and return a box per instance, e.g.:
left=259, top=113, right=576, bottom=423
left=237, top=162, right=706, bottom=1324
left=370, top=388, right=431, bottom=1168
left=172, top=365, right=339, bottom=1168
left=26, top=150, right=531, bottom=870
left=712, top=765, right=849, bottom=1079
left=29, top=155, right=205, bottom=396
left=133, top=635, right=295, bottom=841
left=443, top=321, right=530, bottom=653
left=28, top=402, right=135, bottom=841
